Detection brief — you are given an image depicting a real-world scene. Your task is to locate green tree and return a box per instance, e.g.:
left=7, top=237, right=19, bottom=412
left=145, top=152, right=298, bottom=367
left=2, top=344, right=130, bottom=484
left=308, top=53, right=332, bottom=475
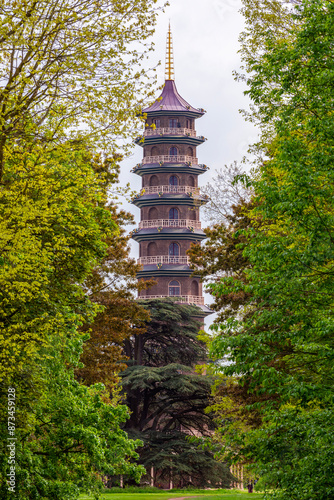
left=208, top=1, right=334, bottom=498
left=0, top=1, right=167, bottom=496
left=0, top=0, right=166, bottom=388
left=1, top=333, right=144, bottom=499
left=121, top=299, right=233, bottom=488
left=0, top=149, right=146, bottom=499
left=188, top=195, right=268, bottom=471
left=0, top=0, right=165, bottom=179
left=0, top=149, right=112, bottom=383
left=236, top=0, right=300, bottom=142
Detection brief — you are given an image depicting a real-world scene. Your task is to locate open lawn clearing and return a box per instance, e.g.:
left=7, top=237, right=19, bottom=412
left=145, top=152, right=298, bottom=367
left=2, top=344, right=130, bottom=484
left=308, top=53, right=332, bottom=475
left=79, top=491, right=263, bottom=500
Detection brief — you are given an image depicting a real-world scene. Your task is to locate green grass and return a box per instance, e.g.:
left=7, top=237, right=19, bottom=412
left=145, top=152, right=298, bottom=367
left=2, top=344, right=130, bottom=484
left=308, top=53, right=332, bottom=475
left=79, top=488, right=263, bottom=500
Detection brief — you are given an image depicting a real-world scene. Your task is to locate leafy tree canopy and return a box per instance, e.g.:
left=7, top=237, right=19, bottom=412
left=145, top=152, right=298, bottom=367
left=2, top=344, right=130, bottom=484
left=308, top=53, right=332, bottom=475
left=0, top=0, right=166, bottom=179
left=0, top=1, right=166, bottom=497
left=204, top=1, right=334, bottom=499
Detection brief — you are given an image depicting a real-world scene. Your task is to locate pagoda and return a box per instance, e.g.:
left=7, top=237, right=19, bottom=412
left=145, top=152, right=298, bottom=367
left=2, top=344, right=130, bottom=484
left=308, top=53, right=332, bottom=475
left=131, top=26, right=211, bottom=316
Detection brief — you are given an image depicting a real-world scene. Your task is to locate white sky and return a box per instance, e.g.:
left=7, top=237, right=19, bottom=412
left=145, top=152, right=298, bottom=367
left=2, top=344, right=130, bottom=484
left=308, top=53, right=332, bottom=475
left=119, top=0, right=258, bottom=328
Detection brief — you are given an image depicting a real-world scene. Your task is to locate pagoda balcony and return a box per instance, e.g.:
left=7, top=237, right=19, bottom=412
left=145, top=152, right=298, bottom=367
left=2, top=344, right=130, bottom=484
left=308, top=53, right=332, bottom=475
left=140, top=185, right=200, bottom=196
left=144, top=127, right=197, bottom=137
left=142, top=155, right=198, bottom=165
left=138, top=295, right=205, bottom=305
left=138, top=219, right=201, bottom=230
left=138, top=255, right=191, bottom=265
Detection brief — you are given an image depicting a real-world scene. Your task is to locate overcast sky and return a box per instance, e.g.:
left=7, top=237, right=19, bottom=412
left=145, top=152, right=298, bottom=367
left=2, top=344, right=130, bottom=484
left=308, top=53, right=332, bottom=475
left=120, top=0, right=258, bottom=326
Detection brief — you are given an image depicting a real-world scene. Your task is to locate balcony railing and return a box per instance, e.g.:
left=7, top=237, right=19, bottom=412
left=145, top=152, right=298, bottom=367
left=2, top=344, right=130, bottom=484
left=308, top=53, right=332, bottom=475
left=138, top=255, right=191, bottom=265
left=138, top=219, right=201, bottom=230
left=144, top=127, right=197, bottom=137
left=138, top=295, right=205, bottom=305
left=142, top=155, right=198, bottom=165
left=140, top=185, right=200, bottom=196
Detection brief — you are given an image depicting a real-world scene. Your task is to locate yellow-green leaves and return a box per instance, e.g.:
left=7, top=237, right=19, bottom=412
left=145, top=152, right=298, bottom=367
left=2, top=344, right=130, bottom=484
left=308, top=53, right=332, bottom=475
left=208, top=2, right=334, bottom=499
left=0, top=146, right=116, bottom=382
left=0, top=0, right=165, bottom=180
left=0, top=1, right=166, bottom=497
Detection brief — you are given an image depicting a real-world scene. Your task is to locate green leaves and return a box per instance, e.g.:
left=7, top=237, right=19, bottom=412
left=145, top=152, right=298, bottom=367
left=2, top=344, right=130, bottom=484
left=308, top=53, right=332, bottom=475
left=203, top=1, right=334, bottom=498
left=0, top=149, right=111, bottom=382
left=0, top=0, right=166, bottom=180
left=0, top=1, right=167, bottom=497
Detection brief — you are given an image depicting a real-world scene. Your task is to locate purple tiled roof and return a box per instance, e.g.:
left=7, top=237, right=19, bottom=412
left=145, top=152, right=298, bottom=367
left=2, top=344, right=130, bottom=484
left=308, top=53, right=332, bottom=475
left=143, top=80, right=204, bottom=114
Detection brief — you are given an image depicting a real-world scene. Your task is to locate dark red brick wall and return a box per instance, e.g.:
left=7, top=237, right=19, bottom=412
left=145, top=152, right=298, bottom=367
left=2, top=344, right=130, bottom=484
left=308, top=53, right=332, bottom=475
left=142, top=173, right=198, bottom=187
left=141, top=205, right=199, bottom=221
left=143, top=143, right=196, bottom=157
left=135, top=109, right=206, bottom=307
left=140, top=239, right=194, bottom=257
left=139, top=276, right=202, bottom=297
left=145, top=117, right=195, bottom=129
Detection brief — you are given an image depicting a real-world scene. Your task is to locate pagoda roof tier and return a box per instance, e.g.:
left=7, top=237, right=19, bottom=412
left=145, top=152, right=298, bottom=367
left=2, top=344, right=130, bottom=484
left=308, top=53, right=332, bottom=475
left=131, top=163, right=209, bottom=177
left=142, top=80, right=205, bottom=118
left=135, top=134, right=206, bottom=147
left=131, top=227, right=206, bottom=243
left=136, top=265, right=198, bottom=279
left=131, top=193, right=208, bottom=209
left=193, top=303, right=213, bottom=317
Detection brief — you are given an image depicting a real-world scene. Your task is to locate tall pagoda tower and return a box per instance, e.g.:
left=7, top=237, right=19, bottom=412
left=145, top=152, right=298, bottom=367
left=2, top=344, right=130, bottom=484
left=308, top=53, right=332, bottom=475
left=131, top=26, right=211, bottom=316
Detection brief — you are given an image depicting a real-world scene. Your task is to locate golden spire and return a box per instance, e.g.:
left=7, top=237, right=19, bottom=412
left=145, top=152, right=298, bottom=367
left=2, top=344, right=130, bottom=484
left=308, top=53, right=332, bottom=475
left=165, top=22, right=174, bottom=81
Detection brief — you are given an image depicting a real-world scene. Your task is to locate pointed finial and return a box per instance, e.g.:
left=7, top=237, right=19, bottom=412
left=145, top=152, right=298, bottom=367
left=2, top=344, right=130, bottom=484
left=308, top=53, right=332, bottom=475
left=165, top=22, right=174, bottom=81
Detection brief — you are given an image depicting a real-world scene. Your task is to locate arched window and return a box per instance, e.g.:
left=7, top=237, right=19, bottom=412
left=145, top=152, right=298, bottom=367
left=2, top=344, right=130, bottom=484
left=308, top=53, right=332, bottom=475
left=189, top=209, right=196, bottom=220
left=169, top=280, right=181, bottom=296
left=191, top=280, right=199, bottom=296
left=169, top=208, right=179, bottom=220
left=149, top=175, right=159, bottom=186
left=187, top=146, right=193, bottom=157
left=147, top=242, right=157, bottom=256
left=149, top=207, right=158, bottom=220
left=169, top=243, right=180, bottom=257
left=151, top=146, right=158, bottom=156
left=188, top=176, right=195, bottom=187
left=169, top=146, right=178, bottom=156
left=169, top=175, right=178, bottom=192
left=169, top=175, right=178, bottom=186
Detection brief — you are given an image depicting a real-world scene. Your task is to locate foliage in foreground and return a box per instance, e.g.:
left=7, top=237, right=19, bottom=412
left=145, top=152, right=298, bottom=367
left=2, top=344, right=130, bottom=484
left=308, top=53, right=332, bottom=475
left=0, top=0, right=164, bottom=178
left=0, top=0, right=165, bottom=498
left=197, top=1, right=334, bottom=499
left=0, top=147, right=145, bottom=499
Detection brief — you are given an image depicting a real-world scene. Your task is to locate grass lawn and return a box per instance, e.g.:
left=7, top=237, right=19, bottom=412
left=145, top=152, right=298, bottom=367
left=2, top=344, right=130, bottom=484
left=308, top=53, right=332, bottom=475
left=79, top=489, right=263, bottom=500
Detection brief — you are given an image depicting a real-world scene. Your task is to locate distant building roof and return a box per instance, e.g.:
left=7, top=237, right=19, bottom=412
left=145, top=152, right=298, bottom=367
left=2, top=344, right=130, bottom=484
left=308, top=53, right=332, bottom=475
left=142, top=80, right=205, bottom=116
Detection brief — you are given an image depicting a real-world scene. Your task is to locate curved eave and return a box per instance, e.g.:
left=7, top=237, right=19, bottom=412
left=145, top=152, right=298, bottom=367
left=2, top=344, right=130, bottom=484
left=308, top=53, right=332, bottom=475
left=143, top=109, right=204, bottom=119
left=131, top=163, right=209, bottom=177
left=131, top=194, right=208, bottom=208
left=193, top=304, right=214, bottom=317
left=131, top=228, right=206, bottom=242
left=136, top=264, right=200, bottom=279
left=135, top=136, right=206, bottom=147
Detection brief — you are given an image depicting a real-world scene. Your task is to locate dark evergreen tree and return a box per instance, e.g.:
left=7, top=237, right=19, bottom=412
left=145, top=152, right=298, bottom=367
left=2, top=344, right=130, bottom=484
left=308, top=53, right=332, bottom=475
left=121, top=299, right=233, bottom=488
